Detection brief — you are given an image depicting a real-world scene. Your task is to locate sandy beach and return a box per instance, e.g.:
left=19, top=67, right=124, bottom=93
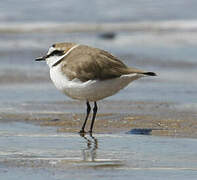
left=1, top=116, right=197, bottom=180
left=0, top=100, right=196, bottom=138
left=1, top=0, right=197, bottom=179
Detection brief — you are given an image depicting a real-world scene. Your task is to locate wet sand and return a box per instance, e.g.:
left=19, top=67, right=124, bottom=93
left=1, top=121, right=197, bottom=180
left=1, top=0, right=197, bottom=178
left=0, top=100, right=196, bottom=138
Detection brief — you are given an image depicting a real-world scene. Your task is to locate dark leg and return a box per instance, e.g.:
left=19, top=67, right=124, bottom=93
left=89, top=102, right=98, bottom=134
left=79, top=101, right=91, bottom=134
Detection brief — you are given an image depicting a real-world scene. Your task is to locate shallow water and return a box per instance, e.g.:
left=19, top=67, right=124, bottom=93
left=0, top=1, right=197, bottom=179
left=0, top=121, right=197, bottom=180
left=0, top=30, right=197, bottom=107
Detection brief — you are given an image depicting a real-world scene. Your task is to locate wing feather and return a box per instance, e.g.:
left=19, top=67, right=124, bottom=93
left=61, top=46, right=144, bottom=82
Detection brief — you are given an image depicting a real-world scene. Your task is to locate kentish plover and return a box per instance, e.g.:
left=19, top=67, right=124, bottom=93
left=36, top=42, right=156, bottom=134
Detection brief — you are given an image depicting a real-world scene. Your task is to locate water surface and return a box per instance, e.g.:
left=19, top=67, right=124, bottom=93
left=0, top=122, right=197, bottom=180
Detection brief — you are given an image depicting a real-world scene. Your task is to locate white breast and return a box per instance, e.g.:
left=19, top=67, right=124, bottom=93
left=50, top=65, right=144, bottom=101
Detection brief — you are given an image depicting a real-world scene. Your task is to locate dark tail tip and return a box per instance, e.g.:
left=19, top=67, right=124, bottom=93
left=142, top=72, right=157, bottom=76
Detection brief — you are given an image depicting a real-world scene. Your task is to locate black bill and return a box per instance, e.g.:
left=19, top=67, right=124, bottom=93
left=35, top=56, right=45, bottom=61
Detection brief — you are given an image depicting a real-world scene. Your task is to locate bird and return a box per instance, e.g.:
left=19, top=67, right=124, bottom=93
left=35, top=42, right=156, bottom=134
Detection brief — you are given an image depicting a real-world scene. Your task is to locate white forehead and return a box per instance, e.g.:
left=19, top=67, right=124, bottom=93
left=47, top=47, right=56, bottom=55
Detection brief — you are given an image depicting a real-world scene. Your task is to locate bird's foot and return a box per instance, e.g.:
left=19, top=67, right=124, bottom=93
left=88, top=130, right=93, bottom=135
left=79, top=129, right=86, bottom=136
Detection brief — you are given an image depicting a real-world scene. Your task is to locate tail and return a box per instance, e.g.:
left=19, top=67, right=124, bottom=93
left=127, top=67, right=157, bottom=77
left=141, top=72, right=157, bottom=76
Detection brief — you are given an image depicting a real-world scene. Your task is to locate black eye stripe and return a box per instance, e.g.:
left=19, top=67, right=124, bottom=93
left=47, top=50, right=64, bottom=58
left=51, top=50, right=64, bottom=56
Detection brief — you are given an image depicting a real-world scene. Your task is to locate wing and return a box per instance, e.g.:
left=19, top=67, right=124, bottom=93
left=61, top=46, right=144, bottom=82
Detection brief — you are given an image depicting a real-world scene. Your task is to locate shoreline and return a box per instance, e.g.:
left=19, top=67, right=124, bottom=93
left=0, top=100, right=196, bottom=138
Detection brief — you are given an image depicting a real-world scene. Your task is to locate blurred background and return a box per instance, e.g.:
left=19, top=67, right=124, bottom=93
left=0, top=0, right=197, bottom=113
left=1, top=2, right=197, bottom=178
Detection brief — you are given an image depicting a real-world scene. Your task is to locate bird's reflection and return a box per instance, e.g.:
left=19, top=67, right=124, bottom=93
left=80, top=133, right=98, bottom=161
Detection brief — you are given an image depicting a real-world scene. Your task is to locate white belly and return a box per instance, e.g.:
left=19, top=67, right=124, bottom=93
left=50, top=66, right=144, bottom=101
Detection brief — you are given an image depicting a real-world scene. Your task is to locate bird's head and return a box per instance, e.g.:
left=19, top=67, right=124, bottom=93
left=35, top=42, right=77, bottom=68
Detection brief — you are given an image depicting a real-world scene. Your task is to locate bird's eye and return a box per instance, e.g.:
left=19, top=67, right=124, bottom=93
left=46, top=50, right=64, bottom=58
left=51, top=50, right=64, bottom=56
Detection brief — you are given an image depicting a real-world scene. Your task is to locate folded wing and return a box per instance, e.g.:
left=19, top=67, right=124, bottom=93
left=61, top=46, right=152, bottom=82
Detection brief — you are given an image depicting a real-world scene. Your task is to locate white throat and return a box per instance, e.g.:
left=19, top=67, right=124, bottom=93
left=46, top=44, right=80, bottom=68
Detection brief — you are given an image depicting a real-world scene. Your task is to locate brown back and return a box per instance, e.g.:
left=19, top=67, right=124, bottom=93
left=60, top=45, right=144, bottom=82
